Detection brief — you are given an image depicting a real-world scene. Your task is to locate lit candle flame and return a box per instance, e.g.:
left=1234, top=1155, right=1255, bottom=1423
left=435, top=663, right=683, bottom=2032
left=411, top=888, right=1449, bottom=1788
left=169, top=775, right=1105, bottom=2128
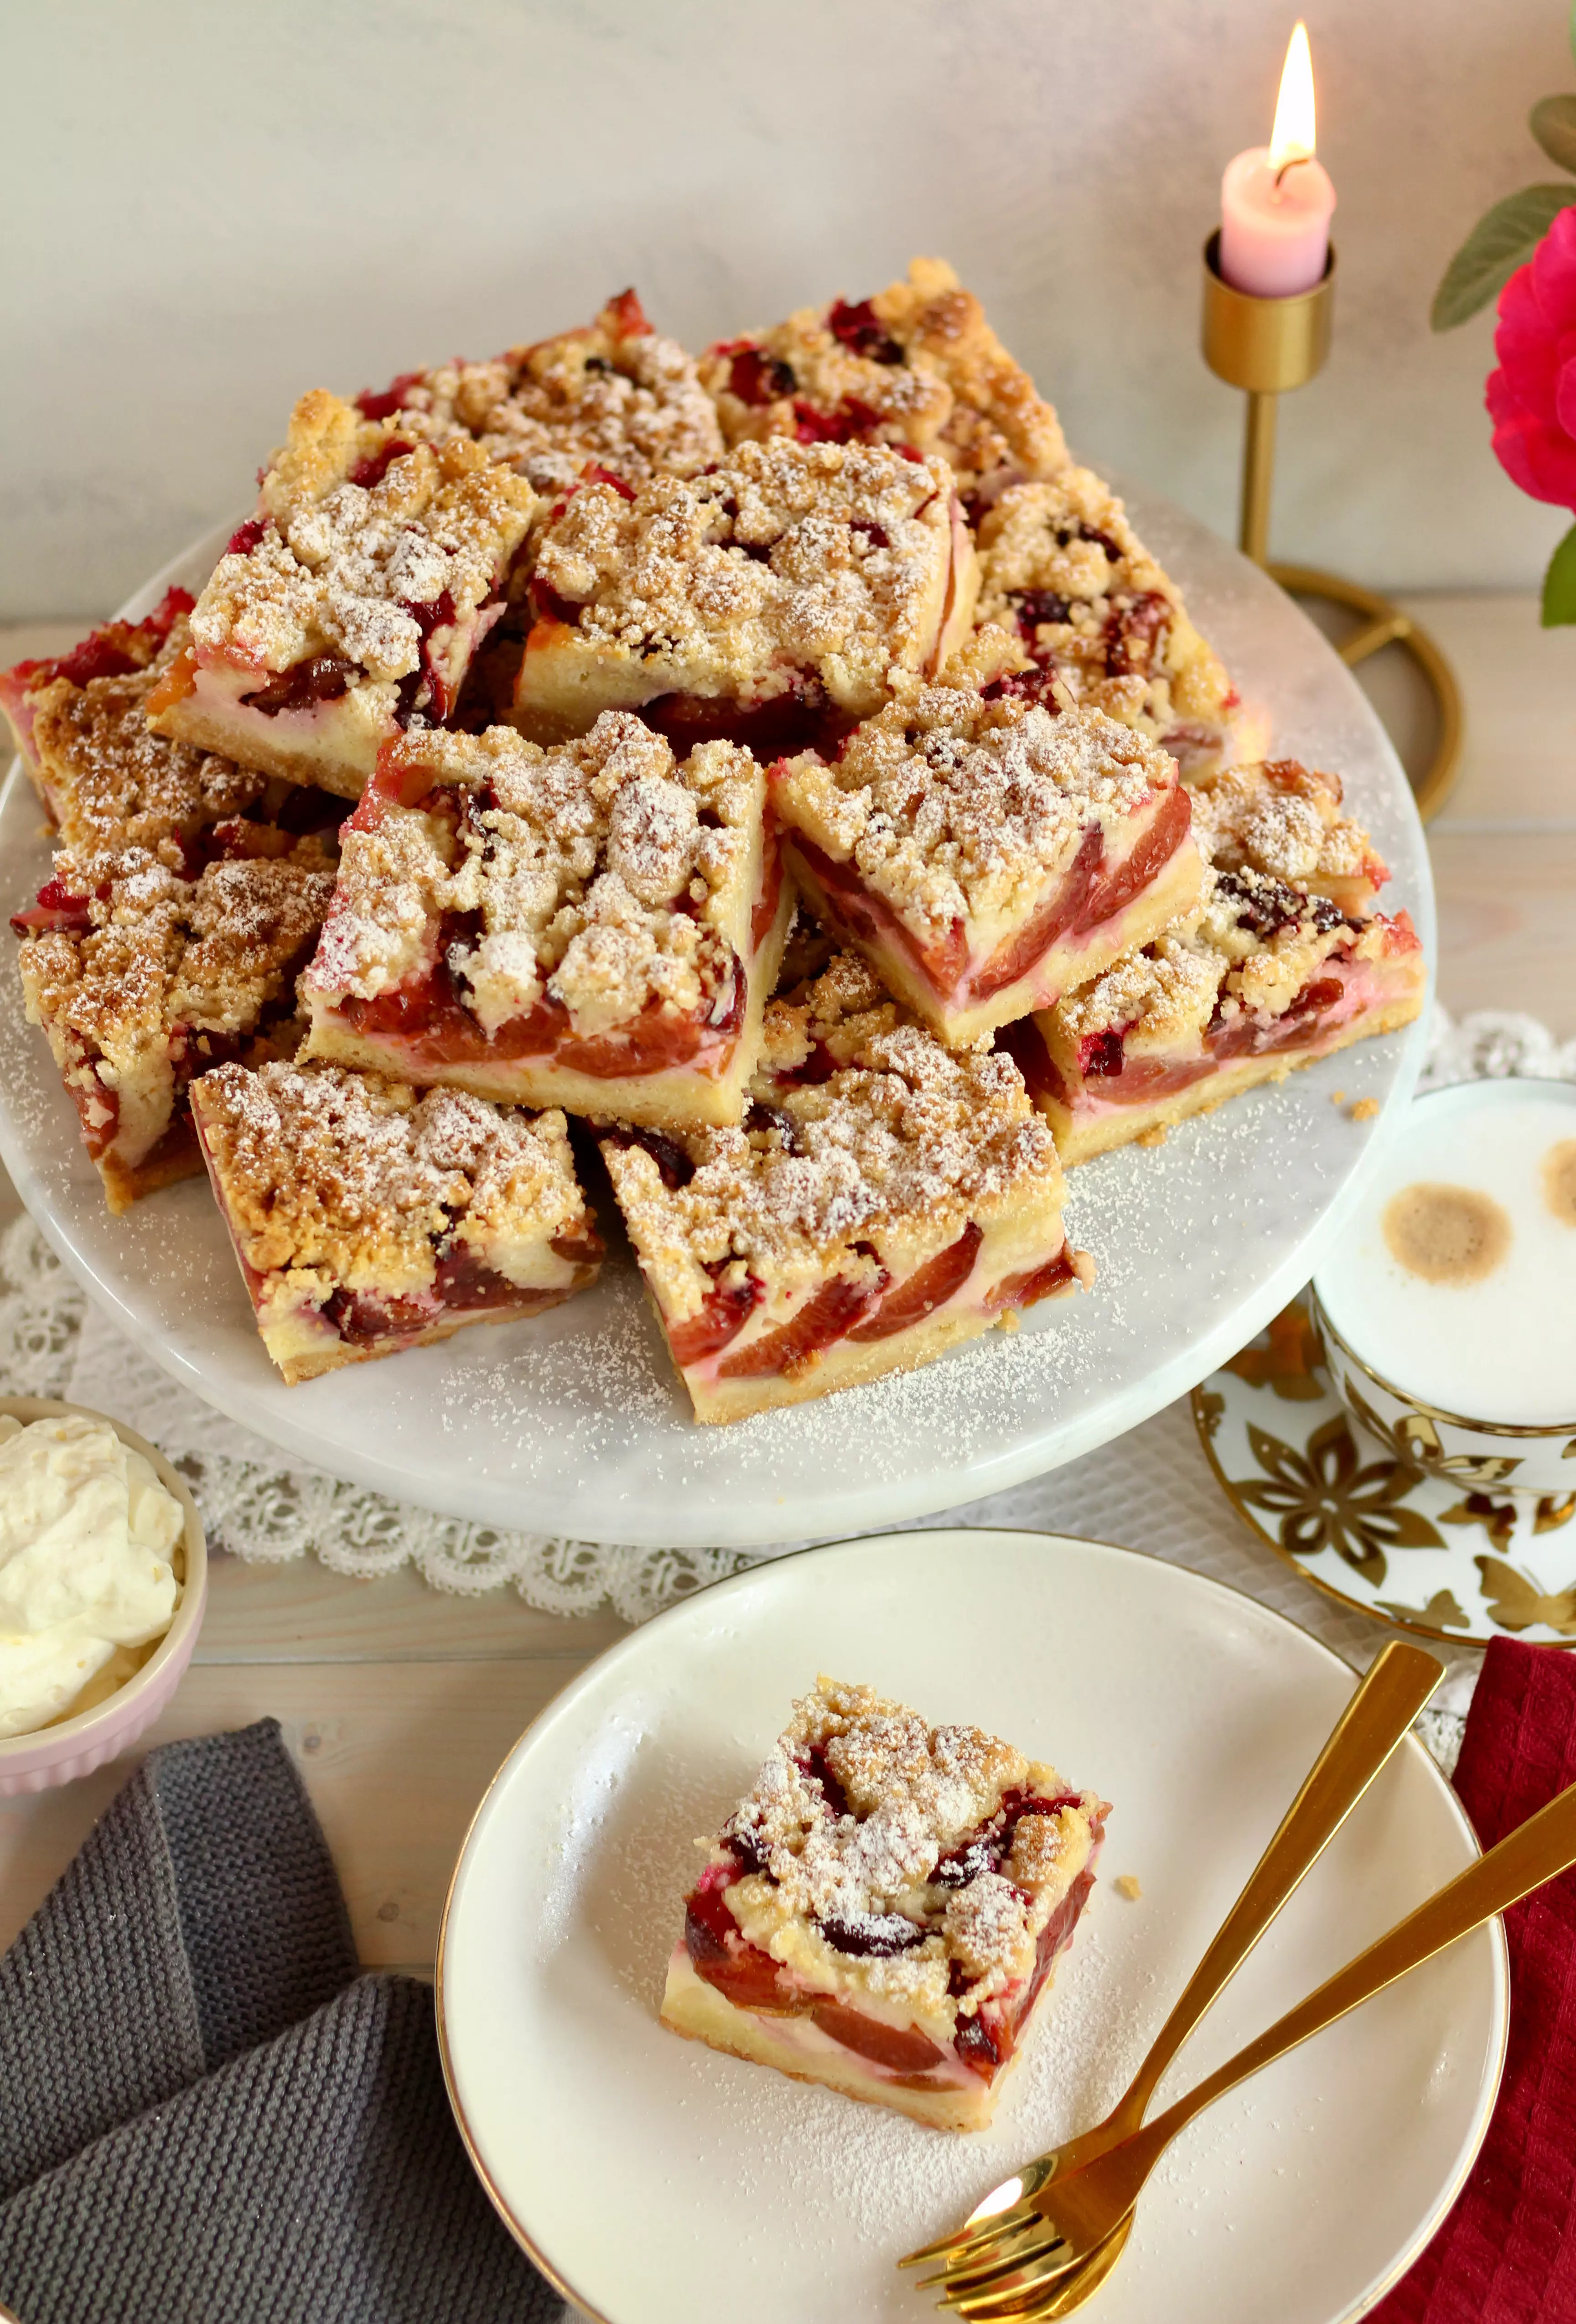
left=1268, top=21, right=1317, bottom=172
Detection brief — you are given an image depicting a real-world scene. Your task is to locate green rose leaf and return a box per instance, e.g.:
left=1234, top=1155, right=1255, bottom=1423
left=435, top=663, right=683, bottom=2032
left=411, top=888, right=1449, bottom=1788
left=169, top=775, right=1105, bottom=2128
left=1532, top=94, right=1576, bottom=174
left=1542, top=523, right=1576, bottom=626
left=1431, top=183, right=1576, bottom=330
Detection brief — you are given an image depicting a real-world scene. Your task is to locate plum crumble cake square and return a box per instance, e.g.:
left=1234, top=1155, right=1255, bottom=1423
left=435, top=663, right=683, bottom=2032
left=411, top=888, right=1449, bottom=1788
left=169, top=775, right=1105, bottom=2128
left=355, top=288, right=724, bottom=506
left=12, top=835, right=336, bottom=1212
left=145, top=390, right=535, bottom=800
left=511, top=437, right=977, bottom=751
left=300, top=713, right=792, bottom=1128
left=0, top=598, right=350, bottom=857
left=662, top=1676, right=1108, bottom=2131
left=973, top=468, right=1263, bottom=779
left=770, top=680, right=1203, bottom=1046
left=599, top=953, right=1093, bottom=1425
left=700, top=257, right=1068, bottom=507
left=1187, top=758, right=1391, bottom=918
left=190, top=1061, right=602, bottom=1383
left=1000, top=769, right=1424, bottom=1165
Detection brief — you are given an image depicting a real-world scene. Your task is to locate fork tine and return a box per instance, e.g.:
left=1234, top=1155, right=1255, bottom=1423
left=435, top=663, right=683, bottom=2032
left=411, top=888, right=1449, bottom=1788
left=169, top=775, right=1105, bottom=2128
left=900, top=2195, right=1041, bottom=2270
left=914, top=2220, right=1058, bottom=2295
left=937, top=2236, right=1079, bottom=2320
left=932, top=2228, right=1070, bottom=2311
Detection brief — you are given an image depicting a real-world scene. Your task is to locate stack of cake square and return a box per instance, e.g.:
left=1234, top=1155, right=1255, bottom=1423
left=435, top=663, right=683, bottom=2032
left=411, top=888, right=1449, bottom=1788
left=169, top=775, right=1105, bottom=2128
left=3, top=265, right=1423, bottom=1417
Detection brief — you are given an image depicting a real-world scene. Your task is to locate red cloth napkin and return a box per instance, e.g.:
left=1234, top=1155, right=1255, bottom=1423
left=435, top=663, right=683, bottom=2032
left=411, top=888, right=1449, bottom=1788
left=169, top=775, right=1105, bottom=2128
left=1372, top=1637, right=1576, bottom=2324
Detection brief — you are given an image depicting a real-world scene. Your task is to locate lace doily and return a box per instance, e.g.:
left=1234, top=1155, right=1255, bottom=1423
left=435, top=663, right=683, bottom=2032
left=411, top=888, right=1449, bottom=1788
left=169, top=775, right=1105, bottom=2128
left=1, top=1007, right=1569, bottom=1634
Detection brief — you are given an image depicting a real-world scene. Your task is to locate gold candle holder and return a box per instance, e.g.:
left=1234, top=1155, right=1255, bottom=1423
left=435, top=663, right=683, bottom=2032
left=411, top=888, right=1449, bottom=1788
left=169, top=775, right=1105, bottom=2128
left=1201, top=230, right=1462, bottom=821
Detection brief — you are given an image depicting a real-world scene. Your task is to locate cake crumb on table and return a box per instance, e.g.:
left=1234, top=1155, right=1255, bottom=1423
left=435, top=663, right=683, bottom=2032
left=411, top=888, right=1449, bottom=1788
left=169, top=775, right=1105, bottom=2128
left=1349, top=1096, right=1381, bottom=1121
left=1114, top=1873, right=1142, bottom=1901
left=1330, top=1089, right=1346, bottom=1104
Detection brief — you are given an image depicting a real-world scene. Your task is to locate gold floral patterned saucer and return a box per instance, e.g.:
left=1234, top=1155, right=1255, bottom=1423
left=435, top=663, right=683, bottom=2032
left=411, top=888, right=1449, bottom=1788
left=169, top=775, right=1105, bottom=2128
left=1193, top=1301, right=1576, bottom=1647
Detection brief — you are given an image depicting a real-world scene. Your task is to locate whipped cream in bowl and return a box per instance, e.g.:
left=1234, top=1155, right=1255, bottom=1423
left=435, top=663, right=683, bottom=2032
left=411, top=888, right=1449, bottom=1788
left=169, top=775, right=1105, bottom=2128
left=0, top=1397, right=207, bottom=1794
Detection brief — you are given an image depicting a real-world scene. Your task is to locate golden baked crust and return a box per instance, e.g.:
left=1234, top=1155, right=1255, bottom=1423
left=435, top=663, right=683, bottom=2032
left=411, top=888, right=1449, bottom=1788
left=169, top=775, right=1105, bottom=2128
left=701, top=257, right=1068, bottom=499
left=974, top=469, right=1249, bottom=775
left=513, top=437, right=976, bottom=742
left=356, top=289, right=724, bottom=501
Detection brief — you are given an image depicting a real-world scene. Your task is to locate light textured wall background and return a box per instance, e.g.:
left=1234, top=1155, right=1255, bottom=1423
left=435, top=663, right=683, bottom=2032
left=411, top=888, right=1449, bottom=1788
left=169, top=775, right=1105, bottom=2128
left=3, top=0, right=1568, bottom=616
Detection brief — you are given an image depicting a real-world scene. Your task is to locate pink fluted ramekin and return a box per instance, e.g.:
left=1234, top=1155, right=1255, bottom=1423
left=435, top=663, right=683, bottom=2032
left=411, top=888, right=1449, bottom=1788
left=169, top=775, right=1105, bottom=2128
left=0, top=1394, right=207, bottom=1796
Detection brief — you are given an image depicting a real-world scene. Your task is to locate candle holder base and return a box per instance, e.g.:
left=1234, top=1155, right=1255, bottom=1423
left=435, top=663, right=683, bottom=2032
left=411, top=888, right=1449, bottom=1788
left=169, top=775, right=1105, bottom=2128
left=1268, top=564, right=1462, bottom=824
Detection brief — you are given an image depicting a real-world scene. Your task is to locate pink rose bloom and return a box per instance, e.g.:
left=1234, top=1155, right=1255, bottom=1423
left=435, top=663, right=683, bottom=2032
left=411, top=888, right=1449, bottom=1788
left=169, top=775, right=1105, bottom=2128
left=1487, top=203, right=1576, bottom=507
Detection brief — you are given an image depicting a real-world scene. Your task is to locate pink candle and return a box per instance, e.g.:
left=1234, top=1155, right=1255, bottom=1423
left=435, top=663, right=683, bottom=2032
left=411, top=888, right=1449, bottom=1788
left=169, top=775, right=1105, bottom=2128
left=1219, top=23, right=1336, bottom=298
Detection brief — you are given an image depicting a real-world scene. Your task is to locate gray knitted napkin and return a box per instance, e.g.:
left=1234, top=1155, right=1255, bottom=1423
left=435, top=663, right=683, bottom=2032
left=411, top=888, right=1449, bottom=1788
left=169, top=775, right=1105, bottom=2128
left=0, top=1720, right=564, bottom=2324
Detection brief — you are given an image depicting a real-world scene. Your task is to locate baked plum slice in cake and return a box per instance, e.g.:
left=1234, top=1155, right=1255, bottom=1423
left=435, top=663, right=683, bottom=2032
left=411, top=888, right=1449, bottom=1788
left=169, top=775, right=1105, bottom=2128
left=355, top=288, right=723, bottom=507
left=599, top=953, right=1093, bottom=1425
left=974, top=467, right=1264, bottom=779
left=190, top=1061, right=602, bottom=1383
left=144, top=390, right=535, bottom=800
left=700, top=257, right=1068, bottom=508
left=662, top=1676, right=1108, bottom=2132
left=300, top=713, right=792, bottom=1130
left=12, top=834, right=335, bottom=1211
left=1000, top=776, right=1424, bottom=1166
left=770, top=680, right=1203, bottom=1046
left=511, top=437, right=977, bottom=750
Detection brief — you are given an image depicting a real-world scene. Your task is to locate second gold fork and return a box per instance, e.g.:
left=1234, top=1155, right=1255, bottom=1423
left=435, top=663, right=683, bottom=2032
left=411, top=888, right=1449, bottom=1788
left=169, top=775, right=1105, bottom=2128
left=905, top=1638, right=1444, bottom=2294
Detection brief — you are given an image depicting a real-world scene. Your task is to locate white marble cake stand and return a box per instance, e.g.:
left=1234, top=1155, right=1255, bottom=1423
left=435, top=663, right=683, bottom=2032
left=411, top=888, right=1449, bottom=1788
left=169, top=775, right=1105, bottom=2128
left=0, top=487, right=1435, bottom=1548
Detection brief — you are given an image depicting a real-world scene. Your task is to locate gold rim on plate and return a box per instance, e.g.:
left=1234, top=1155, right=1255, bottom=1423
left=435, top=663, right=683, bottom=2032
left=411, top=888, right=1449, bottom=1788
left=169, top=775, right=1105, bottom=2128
left=433, top=1525, right=1508, bottom=2324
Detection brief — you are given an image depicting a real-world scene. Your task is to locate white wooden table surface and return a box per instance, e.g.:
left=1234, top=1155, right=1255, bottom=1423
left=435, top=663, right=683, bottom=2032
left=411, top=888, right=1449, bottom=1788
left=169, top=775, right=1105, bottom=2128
left=0, top=593, right=1572, bottom=1977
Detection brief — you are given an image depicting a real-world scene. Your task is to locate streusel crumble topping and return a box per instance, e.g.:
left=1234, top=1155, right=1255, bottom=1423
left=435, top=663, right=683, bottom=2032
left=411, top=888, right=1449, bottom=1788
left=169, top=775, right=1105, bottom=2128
left=773, top=687, right=1172, bottom=933
left=20, top=840, right=336, bottom=1060
left=529, top=437, right=963, bottom=709
left=605, top=953, right=1063, bottom=1309
left=25, top=618, right=267, bottom=852
left=702, top=257, right=1068, bottom=499
left=191, top=391, right=534, bottom=684
left=306, top=714, right=760, bottom=1036
left=975, top=468, right=1234, bottom=737
left=1188, top=760, right=1380, bottom=893
left=365, top=291, right=724, bottom=500
left=718, top=1677, right=1094, bottom=2016
left=192, top=1061, right=586, bottom=1287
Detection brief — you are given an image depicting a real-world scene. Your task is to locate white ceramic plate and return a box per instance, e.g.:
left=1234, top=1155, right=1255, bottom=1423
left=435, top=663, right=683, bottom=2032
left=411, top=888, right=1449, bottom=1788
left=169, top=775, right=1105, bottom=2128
left=437, top=1529, right=1505, bottom=2324
left=0, top=487, right=1436, bottom=1546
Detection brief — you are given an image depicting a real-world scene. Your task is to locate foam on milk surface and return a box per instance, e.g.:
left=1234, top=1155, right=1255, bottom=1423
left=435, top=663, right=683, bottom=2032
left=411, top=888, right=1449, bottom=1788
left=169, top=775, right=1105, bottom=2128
left=1316, top=1088, right=1576, bottom=1424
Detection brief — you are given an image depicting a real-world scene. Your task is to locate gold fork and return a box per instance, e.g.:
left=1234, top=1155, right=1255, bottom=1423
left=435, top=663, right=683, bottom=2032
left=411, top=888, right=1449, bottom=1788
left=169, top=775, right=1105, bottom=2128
left=904, top=1639, right=1443, bottom=2302
left=918, top=1764, right=1576, bottom=2319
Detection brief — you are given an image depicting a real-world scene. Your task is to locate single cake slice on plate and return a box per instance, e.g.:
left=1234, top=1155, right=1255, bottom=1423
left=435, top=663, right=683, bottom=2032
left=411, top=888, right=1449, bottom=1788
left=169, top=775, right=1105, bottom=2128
left=1000, top=790, right=1425, bottom=1166
left=12, top=833, right=336, bottom=1211
left=299, top=712, right=792, bottom=1129
left=599, top=952, right=1093, bottom=1424
left=144, top=390, right=535, bottom=799
left=661, top=1675, right=1108, bottom=2131
left=973, top=467, right=1264, bottom=779
left=700, top=256, right=1068, bottom=506
left=769, top=679, right=1203, bottom=1046
left=190, top=1060, right=603, bottom=1382
left=355, top=287, right=724, bottom=505
left=511, top=436, right=977, bottom=750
